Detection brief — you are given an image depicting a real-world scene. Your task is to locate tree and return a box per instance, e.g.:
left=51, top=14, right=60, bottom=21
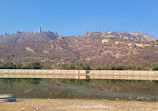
left=94, top=66, right=103, bottom=70
left=0, top=62, right=16, bottom=69
left=30, top=62, right=41, bottom=69
left=150, top=63, right=158, bottom=70
left=69, top=62, right=91, bottom=70
left=22, top=62, right=41, bottom=69
left=69, top=63, right=76, bottom=69
left=57, top=62, right=91, bottom=70
left=109, top=64, right=117, bottom=70
left=94, top=65, right=109, bottom=70
left=15, top=63, right=23, bottom=69
left=57, top=64, right=69, bottom=70
left=82, top=62, right=91, bottom=70
left=136, top=66, right=142, bottom=70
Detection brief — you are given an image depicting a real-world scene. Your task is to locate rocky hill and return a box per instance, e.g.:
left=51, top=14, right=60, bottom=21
left=0, top=30, right=157, bottom=67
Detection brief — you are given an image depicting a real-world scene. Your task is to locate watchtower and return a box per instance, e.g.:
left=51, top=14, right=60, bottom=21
left=140, top=30, right=142, bottom=34
left=3, top=32, right=7, bottom=35
left=39, top=26, right=41, bottom=32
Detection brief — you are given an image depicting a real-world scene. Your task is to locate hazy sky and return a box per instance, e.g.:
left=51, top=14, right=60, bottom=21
left=0, top=0, right=158, bottom=37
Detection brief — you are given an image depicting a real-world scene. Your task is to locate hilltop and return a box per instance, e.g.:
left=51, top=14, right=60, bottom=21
left=0, top=30, right=157, bottom=67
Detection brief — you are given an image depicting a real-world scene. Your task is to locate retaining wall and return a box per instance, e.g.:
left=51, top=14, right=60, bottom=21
left=0, top=69, right=158, bottom=80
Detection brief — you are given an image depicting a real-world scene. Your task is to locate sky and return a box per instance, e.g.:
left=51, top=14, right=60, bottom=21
left=0, top=0, right=158, bottom=37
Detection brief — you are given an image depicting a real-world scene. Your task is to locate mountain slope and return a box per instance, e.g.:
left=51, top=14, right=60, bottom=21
left=0, top=31, right=157, bottom=67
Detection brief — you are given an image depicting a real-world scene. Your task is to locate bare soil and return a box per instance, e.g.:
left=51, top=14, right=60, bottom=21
left=0, top=99, right=158, bottom=111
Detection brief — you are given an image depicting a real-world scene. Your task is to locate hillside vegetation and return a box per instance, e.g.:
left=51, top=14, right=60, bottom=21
left=0, top=30, right=157, bottom=67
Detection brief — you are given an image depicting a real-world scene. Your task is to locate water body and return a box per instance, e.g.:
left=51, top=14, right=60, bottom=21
left=0, top=79, right=158, bottom=101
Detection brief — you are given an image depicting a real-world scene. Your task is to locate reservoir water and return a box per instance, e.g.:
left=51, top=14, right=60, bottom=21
left=0, top=78, right=158, bottom=101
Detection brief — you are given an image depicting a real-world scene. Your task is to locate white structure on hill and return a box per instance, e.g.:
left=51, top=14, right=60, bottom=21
left=39, top=26, right=41, bottom=32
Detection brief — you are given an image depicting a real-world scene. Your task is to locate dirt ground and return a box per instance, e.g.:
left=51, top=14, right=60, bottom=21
left=0, top=99, right=158, bottom=111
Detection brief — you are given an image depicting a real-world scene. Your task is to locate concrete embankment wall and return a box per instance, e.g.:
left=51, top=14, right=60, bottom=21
left=0, top=69, right=87, bottom=79
left=0, top=69, right=158, bottom=80
left=88, top=70, right=158, bottom=80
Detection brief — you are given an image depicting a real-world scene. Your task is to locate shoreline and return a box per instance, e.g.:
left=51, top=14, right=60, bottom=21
left=1, top=99, right=158, bottom=111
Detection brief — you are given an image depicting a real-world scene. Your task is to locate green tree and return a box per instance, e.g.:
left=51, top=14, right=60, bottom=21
left=69, top=63, right=76, bottom=69
left=109, top=64, right=117, bottom=70
left=57, top=62, right=91, bottom=70
left=69, top=62, right=91, bottom=70
left=15, top=63, right=23, bottom=69
left=22, top=62, right=41, bottom=69
left=0, top=62, right=16, bottom=69
left=136, top=66, right=142, bottom=70
left=150, top=63, right=158, bottom=70
left=94, top=65, right=103, bottom=70
left=82, top=62, right=91, bottom=70
left=93, top=65, right=109, bottom=70
left=57, top=64, right=69, bottom=70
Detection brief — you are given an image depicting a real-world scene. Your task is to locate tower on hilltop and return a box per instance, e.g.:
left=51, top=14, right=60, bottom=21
left=140, top=30, right=142, bottom=34
left=39, top=26, right=41, bottom=32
